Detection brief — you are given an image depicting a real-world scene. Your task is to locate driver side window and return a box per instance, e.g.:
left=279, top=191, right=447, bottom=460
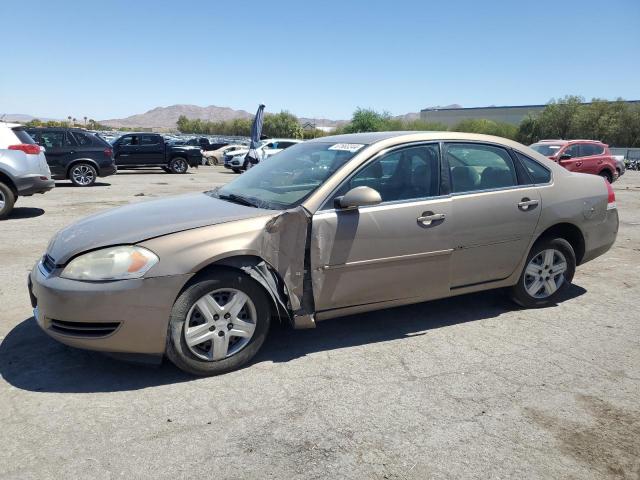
left=331, top=144, right=440, bottom=206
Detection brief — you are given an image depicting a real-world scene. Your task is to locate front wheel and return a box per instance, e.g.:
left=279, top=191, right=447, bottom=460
left=169, top=157, right=189, bottom=174
left=166, top=270, right=271, bottom=376
left=509, top=237, right=576, bottom=308
left=69, top=163, right=97, bottom=186
left=0, top=182, right=15, bottom=220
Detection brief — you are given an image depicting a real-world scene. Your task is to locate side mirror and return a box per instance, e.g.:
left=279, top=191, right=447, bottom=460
left=335, top=186, right=382, bottom=209
left=559, top=153, right=572, bottom=161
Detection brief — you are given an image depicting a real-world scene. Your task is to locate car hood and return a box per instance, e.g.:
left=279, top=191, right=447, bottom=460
left=47, top=192, right=275, bottom=264
left=227, top=149, right=249, bottom=157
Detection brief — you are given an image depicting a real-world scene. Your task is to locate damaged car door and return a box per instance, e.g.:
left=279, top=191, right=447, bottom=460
left=310, top=143, right=454, bottom=312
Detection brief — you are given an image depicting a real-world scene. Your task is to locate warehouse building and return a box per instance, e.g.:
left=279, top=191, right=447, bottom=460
left=420, top=100, right=640, bottom=126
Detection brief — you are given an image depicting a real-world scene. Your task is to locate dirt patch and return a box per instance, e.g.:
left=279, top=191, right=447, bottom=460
left=526, top=395, right=640, bottom=479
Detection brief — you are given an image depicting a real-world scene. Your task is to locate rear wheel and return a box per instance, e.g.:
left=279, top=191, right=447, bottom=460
left=69, top=163, right=97, bottom=186
left=599, top=170, right=613, bottom=183
left=166, top=270, right=271, bottom=376
left=0, top=182, right=16, bottom=220
left=509, top=237, right=576, bottom=308
left=169, top=157, right=188, bottom=174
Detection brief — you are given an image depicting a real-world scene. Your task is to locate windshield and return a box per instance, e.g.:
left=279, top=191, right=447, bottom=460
left=530, top=143, right=563, bottom=157
left=211, top=142, right=364, bottom=209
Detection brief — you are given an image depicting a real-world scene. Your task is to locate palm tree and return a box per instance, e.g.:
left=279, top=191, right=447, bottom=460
left=67, top=115, right=72, bottom=126
left=72, top=117, right=77, bottom=126
left=83, top=116, right=87, bottom=126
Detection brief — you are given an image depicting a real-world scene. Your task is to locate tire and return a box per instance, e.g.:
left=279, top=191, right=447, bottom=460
left=509, top=237, right=576, bottom=308
left=206, top=157, right=216, bottom=166
left=232, top=168, right=241, bottom=174
left=169, top=157, right=189, bottom=174
left=599, top=170, right=613, bottom=183
left=69, top=163, right=97, bottom=187
left=166, top=269, right=271, bottom=376
left=0, top=182, right=16, bottom=220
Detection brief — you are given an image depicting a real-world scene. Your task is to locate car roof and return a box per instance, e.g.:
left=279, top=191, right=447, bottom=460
left=0, top=122, right=23, bottom=129
left=306, top=131, right=417, bottom=144
left=536, top=139, right=604, bottom=145
left=307, top=130, right=545, bottom=148
left=117, top=132, right=162, bottom=136
left=264, top=138, right=302, bottom=142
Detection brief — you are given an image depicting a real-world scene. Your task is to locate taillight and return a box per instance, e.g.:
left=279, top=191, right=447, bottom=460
left=605, top=179, right=616, bottom=210
left=9, top=144, right=41, bottom=155
left=104, top=148, right=113, bottom=158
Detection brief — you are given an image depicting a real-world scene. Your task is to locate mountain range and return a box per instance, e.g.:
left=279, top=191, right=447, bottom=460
left=3, top=104, right=462, bottom=130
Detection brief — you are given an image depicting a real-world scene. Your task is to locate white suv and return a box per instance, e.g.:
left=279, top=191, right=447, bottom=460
left=223, top=139, right=302, bottom=173
left=0, top=122, right=54, bottom=219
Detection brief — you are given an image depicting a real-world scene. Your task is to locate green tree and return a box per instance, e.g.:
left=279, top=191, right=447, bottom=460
left=451, top=118, right=517, bottom=139
left=344, top=108, right=391, bottom=133
left=263, top=111, right=303, bottom=138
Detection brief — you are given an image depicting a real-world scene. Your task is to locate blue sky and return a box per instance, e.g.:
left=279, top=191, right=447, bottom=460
left=1, top=0, right=639, bottom=120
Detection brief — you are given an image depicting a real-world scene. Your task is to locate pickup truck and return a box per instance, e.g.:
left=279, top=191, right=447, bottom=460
left=184, top=137, right=228, bottom=152
left=111, top=133, right=202, bottom=173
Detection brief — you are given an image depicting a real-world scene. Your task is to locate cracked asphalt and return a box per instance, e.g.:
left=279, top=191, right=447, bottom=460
left=1, top=167, right=639, bottom=479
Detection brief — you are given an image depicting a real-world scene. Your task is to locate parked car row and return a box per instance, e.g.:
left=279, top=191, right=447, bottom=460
left=23, top=128, right=204, bottom=186
left=223, top=138, right=302, bottom=172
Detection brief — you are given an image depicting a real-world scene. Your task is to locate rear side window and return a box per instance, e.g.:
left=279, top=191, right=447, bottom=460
left=12, top=128, right=36, bottom=144
left=71, top=131, right=94, bottom=146
left=516, top=152, right=551, bottom=184
left=40, top=131, right=73, bottom=148
left=582, top=144, right=605, bottom=156
left=141, top=135, right=160, bottom=145
left=445, top=143, right=517, bottom=193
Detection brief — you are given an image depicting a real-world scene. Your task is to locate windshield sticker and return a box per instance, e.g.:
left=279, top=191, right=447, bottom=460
left=329, top=143, right=365, bottom=153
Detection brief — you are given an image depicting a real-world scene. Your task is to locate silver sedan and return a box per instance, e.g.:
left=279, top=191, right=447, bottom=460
left=29, top=132, right=618, bottom=375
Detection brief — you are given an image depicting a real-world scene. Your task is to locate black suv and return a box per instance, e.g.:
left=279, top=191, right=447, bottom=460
left=26, top=128, right=117, bottom=186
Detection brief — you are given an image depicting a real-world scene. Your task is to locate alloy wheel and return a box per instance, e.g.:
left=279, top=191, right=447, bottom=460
left=71, top=165, right=95, bottom=186
left=173, top=159, right=188, bottom=173
left=184, top=288, right=257, bottom=361
left=0, top=190, right=5, bottom=210
left=523, top=249, right=567, bottom=299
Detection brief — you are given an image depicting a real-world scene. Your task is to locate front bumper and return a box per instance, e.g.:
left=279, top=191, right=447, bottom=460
left=187, top=155, right=202, bottom=168
left=15, top=174, right=55, bottom=196
left=29, top=262, right=193, bottom=355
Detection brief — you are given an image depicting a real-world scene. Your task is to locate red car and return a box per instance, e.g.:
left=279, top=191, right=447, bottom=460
left=530, top=140, right=617, bottom=183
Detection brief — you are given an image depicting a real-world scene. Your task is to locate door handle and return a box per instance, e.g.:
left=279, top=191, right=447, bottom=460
left=417, top=212, right=446, bottom=226
left=518, top=198, right=539, bottom=211
left=69, top=151, right=75, bottom=155
left=576, top=161, right=583, bottom=167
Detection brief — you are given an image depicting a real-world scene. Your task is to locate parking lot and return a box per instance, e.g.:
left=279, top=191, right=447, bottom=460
left=1, top=166, right=639, bottom=479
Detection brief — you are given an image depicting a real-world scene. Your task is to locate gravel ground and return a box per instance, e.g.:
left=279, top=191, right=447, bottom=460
left=1, top=167, right=639, bottom=479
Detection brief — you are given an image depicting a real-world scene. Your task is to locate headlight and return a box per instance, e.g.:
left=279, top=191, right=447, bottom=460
left=61, top=246, right=159, bottom=281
